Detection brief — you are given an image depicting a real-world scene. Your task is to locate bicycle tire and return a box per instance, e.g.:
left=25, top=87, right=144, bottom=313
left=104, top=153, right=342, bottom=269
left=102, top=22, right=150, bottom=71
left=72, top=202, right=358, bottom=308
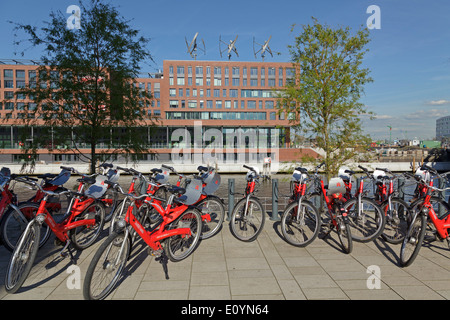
left=69, top=200, right=106, bottom=251
left=102, top=188, right=119, bottom=223
left=281, top=200, right=321, bottom=247
left=5, top=220, right=41, bottom=294
left=381, top=198, right=410, bottom=244
left=230, top=196, right=266, bottom=242
left=83, top=230, right=131, bottom=300
left=0, top=202, right=51, bottom=252
left=109, top=199, right=129, bottom=235
left=336, top=216, right=353, bottom=254
left=400, top=211, right=426, bottom=267
left=343, top=197, right=385, bottom=242
left=197, top=196, right=225, bottom=240
left=164, top=208, right=202, bottom=262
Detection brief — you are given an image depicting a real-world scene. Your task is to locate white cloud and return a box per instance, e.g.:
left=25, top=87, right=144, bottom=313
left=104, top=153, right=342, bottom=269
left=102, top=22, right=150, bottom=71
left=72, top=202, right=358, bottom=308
left=427, top=99, right=450, bottom=105
left=405, top=108, right=448, bottom=120
left=373, top=114, right=393, bottom=120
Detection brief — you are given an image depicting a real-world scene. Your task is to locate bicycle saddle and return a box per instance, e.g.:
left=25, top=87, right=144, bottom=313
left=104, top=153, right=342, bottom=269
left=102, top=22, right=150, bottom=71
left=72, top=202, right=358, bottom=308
left=77, top=176, right=96, bottom=184
left=168, top=186, right=186, bottom=195
left=151, top=168, right=162, bottom=173
left=38, top=173, right=58, bottom=180
left=197, top=165, right=208, bottom=172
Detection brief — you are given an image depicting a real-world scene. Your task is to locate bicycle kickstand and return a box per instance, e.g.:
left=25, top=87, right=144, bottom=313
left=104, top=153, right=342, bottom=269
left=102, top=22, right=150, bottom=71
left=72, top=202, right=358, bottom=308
left=155, top=251, right=170, bottom=280
left=60, top=240, right=77, bottom=264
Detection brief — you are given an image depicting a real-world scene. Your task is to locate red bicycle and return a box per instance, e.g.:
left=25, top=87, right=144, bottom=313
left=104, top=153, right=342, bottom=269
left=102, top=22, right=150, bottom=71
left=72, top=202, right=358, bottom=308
left=4, top=175, right=107, bottom=294
left=335, top=165, right=385, bottom=243
left=161, top=164, right=225, bottom=239
left=108, top=165, right=170, bottom=235
left=400, top=165, right=450, bottom=267
left=83, top=175, right=203, bottom=300
left=0, top=167, right=72, bottom=251
left=307, top=162, right=353, bottom=253
left=280, top=166, right=321, bottom=247
left=229, top=165, right=266, bottom=242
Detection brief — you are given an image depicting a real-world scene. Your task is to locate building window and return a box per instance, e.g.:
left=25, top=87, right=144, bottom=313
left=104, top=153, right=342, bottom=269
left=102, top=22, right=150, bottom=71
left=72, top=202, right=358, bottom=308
left=270, top=112, right=276, bottom=120
left=4, top=80, right=13, bottom=89
left=3, top=69, right=13, bottom=78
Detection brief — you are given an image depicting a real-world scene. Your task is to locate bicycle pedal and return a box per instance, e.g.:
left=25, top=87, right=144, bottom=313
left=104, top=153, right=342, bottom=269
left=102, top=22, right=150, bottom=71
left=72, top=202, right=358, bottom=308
left=148, top=248, right=163, bottom=257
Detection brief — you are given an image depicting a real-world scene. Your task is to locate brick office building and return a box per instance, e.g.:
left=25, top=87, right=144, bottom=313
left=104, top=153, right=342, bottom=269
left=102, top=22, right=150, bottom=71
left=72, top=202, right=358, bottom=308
left=0, top=59, right=318, bottom=165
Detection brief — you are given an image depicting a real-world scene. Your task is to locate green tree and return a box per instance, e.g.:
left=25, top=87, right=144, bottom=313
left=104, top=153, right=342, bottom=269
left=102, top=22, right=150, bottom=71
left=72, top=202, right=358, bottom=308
left=10, top=0, right=154, bottom=173
left=278, top=18, right=373, bottom=179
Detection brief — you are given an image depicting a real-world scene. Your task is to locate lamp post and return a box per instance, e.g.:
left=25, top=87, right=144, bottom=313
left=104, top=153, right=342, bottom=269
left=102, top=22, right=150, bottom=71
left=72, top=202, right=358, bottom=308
left=387, top=125, right=392, bottom=146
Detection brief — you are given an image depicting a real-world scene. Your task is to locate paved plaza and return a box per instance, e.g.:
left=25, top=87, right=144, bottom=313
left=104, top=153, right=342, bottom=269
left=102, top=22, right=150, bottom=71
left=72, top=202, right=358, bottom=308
left=0, top=216, right=449, bottom=301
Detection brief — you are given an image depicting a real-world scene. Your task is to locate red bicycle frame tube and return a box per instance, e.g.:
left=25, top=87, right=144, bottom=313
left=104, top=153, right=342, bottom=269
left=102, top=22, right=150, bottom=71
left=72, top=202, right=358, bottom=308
left=124, top=199, right=193, bottom=251
left=37, top=195, right=97, bottom=242
left=421, top=180, right=450, bottom=239
left=0, top=187, right=14, bottom=218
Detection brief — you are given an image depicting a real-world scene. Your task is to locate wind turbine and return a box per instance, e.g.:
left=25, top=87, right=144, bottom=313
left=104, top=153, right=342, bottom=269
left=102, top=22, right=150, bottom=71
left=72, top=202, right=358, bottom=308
left=253, top=35, right=279, bottom=61
left=185, top=32, right=206, bottom=60
left=219, top=35, right=239, bottom=60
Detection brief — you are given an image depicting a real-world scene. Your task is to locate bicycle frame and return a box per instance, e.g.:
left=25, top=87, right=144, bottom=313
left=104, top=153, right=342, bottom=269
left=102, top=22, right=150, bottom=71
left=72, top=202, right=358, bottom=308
left=415, top=179, right=450, bottom=240
left=36, top=193, right=98, bottom=242
left=121, top=195, right=193, bottom=252
left=0, top=183, right=16, bottom=219
left=318, top=180, right=348, bottom=227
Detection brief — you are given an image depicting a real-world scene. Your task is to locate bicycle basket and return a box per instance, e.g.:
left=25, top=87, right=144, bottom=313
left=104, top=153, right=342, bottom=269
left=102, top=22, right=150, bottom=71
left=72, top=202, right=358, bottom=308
left=154, top=168, right=169, bottom=184
left=106, top=167, right=120, bottom=183
left=373, top=169, right=386, bottom=181
left=136, top=177, right=149, bottom=195
left=47, top=169, right=71, bottom=186
left=326, top=177, right=346, bottom=196
left=0, top=167, right=11, bottom=189
left=292, top=170, right=307, bottom=183
left=84, top=175, right=108, bottom=199
left=177, top=178, right=202, bottom=205
left=338, top=166, right=351, bottom=182
left=415, top=167, right=431, bottom=183
left=202, top=171, right=221, bottom=195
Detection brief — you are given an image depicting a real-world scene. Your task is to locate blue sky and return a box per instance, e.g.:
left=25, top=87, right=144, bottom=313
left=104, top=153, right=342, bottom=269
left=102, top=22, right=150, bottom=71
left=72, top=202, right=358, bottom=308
left=1, top=0, right=449, bottom=141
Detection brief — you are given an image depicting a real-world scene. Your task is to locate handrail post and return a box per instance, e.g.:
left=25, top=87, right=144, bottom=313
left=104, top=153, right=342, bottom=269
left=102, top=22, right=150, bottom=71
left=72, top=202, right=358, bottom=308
left=398, top=176, right=405, bottom=200
left=271, top=178, right=280, bottom=221
left=227, top=178, right=235, bottom=221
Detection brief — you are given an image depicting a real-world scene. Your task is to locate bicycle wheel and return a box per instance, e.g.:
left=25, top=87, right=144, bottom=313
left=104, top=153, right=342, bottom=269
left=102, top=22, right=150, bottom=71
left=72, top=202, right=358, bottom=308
left=70, top=200, right=105, bottom=251
left=5, top=220, right=41, bottom=294
left=83, top=230, right=131, bottom=300
left=400, top=211, right=426, bottom=267
left=109, top=198, right=131, bottom=235
left=336, top=216, right=353, bottom=254
left=343, top=197, right=385, bottom=242
left=164, top=208, right=202, bottom=262
left=0, top=202, right=51, bottom=252
left=281, top=200, right=321, bottom=247
left=197, top=196, right=225, bottom=240
left=230, top=197, right=266, bottom=242
left=381, top=198, right=410, bottom=244
left=102, top=188, right=119, bottom=223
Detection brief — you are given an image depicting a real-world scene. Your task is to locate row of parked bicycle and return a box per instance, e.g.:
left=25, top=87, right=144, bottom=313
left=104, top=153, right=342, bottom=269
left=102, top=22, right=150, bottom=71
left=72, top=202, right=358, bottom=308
left=0, top=161, right=448, bottom=299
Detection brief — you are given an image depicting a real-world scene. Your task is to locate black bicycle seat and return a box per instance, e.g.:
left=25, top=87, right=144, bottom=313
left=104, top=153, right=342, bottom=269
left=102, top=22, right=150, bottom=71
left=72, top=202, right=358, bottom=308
left=168, top=186, right=186, bottom=195
left=151, top=168, right=163, bottom=173
left=38, top=173, right=58, bottom=180
left=77, top=176, right=96, bottom=184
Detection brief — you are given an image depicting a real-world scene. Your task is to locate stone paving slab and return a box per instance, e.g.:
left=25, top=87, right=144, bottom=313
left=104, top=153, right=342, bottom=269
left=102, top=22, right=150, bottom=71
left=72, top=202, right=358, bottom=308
left=0, top=218, right=449, bottom=301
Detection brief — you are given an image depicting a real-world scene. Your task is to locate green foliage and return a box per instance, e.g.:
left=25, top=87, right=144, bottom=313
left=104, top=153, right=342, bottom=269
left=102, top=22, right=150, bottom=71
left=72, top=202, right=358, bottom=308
left=279, top=18, right=374, bottom=178
left=9, top=0, right=154, bottom=173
